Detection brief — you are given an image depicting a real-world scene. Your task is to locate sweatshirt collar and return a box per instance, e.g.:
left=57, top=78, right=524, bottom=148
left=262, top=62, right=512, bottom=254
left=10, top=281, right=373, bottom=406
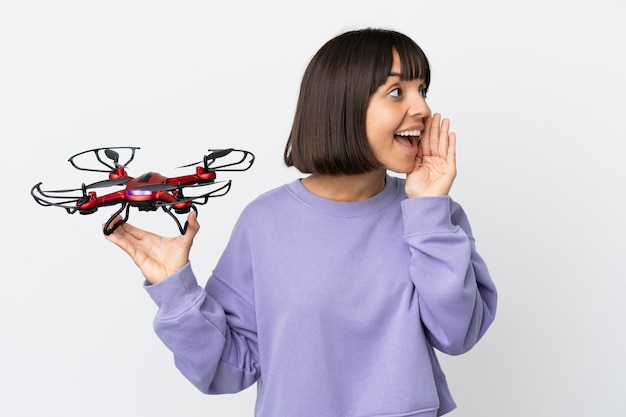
left=286, top=174, right=402, bottom=217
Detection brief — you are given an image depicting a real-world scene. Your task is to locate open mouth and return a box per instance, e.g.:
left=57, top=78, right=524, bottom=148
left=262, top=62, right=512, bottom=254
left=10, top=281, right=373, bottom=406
left=394, top=129, right=422, bottom=147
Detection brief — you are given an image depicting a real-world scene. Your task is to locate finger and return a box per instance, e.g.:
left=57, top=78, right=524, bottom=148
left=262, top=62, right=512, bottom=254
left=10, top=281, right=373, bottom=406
left=421, top=115, right=433, bottom=156
left=103, top=215, right=125, bottom=242
left=117, top=219, right=150, bottom=240
left=104, top=221, right=135, bottom=256
left=103, top=217, right=146, bottom=256
left=428, top=113, right=441, bottom=156
left=438, top=118, right=451, bottom=157
left=447, top=132, right=457, bottom=166
left=184, top=210, right=200, bottom=240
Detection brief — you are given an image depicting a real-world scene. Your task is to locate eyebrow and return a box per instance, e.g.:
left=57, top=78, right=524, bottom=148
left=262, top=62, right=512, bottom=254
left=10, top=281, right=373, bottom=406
left=388, top=72, right=426, bottom=88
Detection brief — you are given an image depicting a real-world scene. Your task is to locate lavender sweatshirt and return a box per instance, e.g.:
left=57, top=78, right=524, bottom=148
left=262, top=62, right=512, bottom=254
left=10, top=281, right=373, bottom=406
left=145, top=175, right=497, bottom=417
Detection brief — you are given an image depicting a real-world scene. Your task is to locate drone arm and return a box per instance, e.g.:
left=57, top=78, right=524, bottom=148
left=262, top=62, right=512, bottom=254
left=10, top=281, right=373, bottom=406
left=168, top=169, right=217, bottom=187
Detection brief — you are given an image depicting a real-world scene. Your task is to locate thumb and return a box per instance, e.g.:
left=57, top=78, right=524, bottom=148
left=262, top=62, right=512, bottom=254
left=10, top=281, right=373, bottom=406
left=182, top=210, right=200, bottom=242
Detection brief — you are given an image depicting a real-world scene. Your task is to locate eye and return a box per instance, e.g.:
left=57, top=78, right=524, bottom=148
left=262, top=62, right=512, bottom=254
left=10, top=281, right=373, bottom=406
left=389, top=87, right=402, bottom=98
left=419, top=88, right=428, bottom=99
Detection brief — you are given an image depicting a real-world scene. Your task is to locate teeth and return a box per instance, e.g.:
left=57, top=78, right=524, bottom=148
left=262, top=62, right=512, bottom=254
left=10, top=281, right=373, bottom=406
left=396, top=130, right=421, bottom=137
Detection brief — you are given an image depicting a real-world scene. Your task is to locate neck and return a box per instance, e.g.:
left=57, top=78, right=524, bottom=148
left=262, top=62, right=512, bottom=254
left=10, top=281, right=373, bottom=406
left=301, top=169, right=387, bottom=202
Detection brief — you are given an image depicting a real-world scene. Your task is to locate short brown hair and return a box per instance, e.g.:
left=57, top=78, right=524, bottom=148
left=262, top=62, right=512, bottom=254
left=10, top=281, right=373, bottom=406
left=284, top=28, right=431, bottom=175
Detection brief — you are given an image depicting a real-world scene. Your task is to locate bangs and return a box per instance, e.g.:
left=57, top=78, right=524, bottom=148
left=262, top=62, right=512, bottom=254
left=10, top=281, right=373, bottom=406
left=368, top=29, right=431, bottom=94
left=395, top=39, right=430, bottom=86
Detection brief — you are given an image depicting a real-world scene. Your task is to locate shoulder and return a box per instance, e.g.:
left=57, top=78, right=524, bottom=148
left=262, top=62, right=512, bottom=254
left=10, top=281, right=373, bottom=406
left=243, top=181, right=295, bottom=212
left=233, top=181, right=299, bottom=227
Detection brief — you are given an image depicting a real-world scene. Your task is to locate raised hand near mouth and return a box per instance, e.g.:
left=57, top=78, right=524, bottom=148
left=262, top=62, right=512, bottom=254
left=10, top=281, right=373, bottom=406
left=405, top=113, right=457, bottom=199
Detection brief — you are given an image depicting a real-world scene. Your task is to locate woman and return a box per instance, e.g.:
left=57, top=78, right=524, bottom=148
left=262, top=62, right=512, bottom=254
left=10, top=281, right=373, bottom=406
left=106, top=27, right=497, bottom=417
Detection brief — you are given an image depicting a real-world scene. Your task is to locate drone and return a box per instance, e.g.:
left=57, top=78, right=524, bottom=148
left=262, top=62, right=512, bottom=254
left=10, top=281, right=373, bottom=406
left=31, top=146, right=254, bottom=235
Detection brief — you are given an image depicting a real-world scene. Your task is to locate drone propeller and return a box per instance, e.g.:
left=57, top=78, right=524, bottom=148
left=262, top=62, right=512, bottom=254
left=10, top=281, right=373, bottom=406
left=178, top=148, right=255, bottom=172
left=68, top=146, right=140, bottom=173
left=31, top=182, right=91, bottom=213
left=87, top=177, right=130, bottom=189
left=104, top=149, right=122, bottom=167
left=177, top=149, right=235, bottom=169
left=38, top=177, right=130, bottom=194
left=206, top=148, right=235, bottom=160
left=131, top=180, right=229, bottom=192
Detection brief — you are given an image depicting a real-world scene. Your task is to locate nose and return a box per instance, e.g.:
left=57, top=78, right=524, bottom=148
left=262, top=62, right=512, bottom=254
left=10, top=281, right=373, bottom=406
left=407, top=92, right=431, bottom=119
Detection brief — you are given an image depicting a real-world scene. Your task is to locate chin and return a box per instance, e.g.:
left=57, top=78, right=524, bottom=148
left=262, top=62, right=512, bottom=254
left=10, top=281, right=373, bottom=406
left=376, top=153, right=417, bottom=175
left=385, top=159, right=416, bottom=174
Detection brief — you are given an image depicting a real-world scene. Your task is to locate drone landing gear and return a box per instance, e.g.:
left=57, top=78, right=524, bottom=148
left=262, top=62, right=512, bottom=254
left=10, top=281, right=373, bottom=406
left=161, top=205, right=198, bottom=235
left=102, top=202, right=198, bottom=235
left=103, top=203, right=131, bottom=236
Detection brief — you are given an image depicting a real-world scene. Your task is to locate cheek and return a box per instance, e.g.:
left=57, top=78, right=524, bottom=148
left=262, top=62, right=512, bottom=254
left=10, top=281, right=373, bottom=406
left=364, top=122, right=387, bottom=154
left=365, top=105, right=397, bottom=139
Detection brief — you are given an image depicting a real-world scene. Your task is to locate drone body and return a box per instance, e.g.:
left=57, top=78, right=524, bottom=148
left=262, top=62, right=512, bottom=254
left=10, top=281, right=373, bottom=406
left=73, top=166, right=217, bottom=214
left=31, top=146, right=254, bottom=235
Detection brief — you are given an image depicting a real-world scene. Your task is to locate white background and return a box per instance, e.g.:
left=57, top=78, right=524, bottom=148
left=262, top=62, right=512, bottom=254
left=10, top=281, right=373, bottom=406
left=1, top=1, right=625, bottom=416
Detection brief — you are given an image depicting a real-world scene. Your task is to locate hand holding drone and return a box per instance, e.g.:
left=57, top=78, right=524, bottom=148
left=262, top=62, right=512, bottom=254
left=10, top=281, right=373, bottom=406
left=31, top=146, right=254, bottom=235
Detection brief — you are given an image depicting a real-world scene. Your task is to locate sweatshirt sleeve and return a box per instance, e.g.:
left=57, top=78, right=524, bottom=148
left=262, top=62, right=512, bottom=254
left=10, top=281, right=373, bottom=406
left=144, top=261, right=260, bottom=394
left=401, top=196, right=497, bottom=355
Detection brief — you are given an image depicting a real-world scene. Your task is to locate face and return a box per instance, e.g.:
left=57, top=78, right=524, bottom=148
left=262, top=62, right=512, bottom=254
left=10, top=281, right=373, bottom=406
left=365, top=50, right=431, bottom=174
